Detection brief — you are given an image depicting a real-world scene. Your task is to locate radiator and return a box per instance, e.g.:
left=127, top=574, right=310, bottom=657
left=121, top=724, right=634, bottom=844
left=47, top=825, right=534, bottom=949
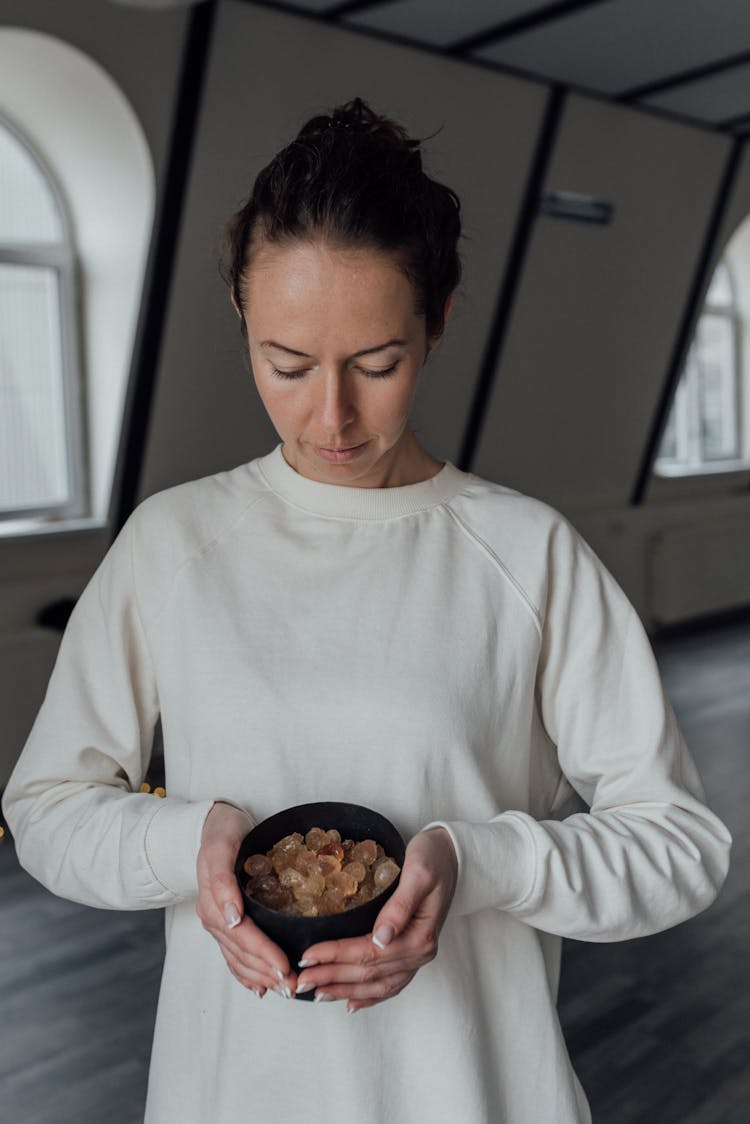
left=648, top=517, right=750, bottom=626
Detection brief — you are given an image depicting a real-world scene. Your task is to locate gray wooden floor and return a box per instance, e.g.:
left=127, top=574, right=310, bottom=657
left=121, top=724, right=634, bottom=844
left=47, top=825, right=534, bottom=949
left=0, top=615, right=748, bottom=1123
left=558, top=614, right=750, bottom=1124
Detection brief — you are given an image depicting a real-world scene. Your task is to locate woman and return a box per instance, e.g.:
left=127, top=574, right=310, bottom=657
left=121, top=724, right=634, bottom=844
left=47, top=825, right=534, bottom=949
left=3, top=98, right=731, bottom=1123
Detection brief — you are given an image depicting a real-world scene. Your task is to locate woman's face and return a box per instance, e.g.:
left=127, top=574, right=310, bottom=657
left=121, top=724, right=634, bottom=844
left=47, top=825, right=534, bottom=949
left=240, top=239, right=445, bottom=487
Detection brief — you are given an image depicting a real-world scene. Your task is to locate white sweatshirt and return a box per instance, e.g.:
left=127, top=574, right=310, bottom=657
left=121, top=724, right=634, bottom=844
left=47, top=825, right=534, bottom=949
left=3, top=444, right=731, bottom=1124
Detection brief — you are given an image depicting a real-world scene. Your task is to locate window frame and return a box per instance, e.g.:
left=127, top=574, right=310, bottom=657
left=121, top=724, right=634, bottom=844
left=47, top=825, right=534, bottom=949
left=0, top=111, right=87, bottom=521
left=655, top=258, right=748, bottom=478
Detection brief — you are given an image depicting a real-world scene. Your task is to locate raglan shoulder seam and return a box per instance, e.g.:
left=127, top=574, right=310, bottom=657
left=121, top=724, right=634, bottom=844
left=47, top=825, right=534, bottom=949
left=133, top=484, right=270, bottom=631
left=441, top=502, right=543, bottom=637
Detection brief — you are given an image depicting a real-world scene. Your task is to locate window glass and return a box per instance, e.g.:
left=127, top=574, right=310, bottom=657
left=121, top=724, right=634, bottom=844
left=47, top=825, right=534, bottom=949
left=697, top=314, right=738, bottom=461
left=0, top=116, right=74, bottom=517
left=0, top=263, right=69, bottom=509
left=0, top=123, right=63, bottom=243
left=704, top=261, right=733, bottom=308
left=656, top=256, right=743, bottom=474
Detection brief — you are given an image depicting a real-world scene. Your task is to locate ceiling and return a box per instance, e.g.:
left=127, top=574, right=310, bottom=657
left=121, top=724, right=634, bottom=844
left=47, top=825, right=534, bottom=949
left=262, top=0, right=750, bottom=135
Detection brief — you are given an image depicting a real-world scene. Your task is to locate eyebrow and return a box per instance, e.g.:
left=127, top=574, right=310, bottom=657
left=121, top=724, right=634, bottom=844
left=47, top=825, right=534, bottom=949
left=260, top=338, right=407, bottom=359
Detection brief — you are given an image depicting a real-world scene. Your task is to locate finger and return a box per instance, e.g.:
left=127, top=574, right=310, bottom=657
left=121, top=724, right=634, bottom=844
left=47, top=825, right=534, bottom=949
left=299, top=933, right=379, bottom=968
left=300, top=920, right=432, bottom=977
left=221, top=945, right=274, bottom=998
left=211, top=917, right=297, bottom=988
left=369, top=866, right=436, bottom=952
left=209, top=870, right=246, bottom=931
left=312, top=969, right=414, bottom=1006
left=296, top=935, right=433, bottom=992
left=296, top=923, right=442, bottom=996
left=211, top=930, right=283, bottom=988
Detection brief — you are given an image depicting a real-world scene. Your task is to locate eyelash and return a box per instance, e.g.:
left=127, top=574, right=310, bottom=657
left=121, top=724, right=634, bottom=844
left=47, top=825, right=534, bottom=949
left=270, top=363, right=399, bottom=381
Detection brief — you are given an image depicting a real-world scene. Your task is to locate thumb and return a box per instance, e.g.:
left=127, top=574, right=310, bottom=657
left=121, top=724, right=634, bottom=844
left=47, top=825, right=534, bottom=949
left=212, top=869, right=244, bottom=930
left=370, top=864, right=428, bottom=950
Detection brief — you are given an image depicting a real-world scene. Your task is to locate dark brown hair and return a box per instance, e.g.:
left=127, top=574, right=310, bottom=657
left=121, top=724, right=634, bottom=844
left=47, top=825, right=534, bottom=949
left=221, top=97, right=462, bottom=342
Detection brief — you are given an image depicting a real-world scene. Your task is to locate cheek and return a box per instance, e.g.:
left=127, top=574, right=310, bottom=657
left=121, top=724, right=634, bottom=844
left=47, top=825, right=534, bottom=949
left=383, top=374, right=420, bottom=421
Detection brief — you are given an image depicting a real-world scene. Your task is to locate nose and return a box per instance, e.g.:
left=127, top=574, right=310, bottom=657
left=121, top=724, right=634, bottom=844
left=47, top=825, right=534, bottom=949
left=318, top=368, right=356, bottom=435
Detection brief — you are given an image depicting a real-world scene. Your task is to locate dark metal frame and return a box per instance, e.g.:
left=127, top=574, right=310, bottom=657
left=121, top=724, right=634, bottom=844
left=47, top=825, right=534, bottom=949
left=111, top=0, right=219, bottom=540
left=458, top=86, right=566, bottom=470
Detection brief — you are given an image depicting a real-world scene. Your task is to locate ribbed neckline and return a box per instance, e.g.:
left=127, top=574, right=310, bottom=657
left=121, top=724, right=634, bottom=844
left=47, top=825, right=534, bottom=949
left=255, top=443, right=469, bottom=520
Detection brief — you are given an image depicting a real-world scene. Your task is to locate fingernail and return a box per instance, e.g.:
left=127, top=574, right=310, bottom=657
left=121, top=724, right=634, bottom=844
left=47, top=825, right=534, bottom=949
left=372, top=923, right=394, bottom=950
left=314, top=992, right=335, bottom=1003
left=223, top=903, right=241, bottom=929
left=298, top=958, right=318, bottom=969
left=346, top=1004, right=358, bottom=1014
left=274, top=984, right=293, bottom=999
left=295, top=980, right=315, bottom=995
left=274, top=967, right=285, bottom=982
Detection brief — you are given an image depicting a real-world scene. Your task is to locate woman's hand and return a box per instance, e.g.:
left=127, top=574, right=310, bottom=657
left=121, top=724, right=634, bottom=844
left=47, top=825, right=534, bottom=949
left=195, top=801, right=297, bottom=999
left=294, top=827, right=458, bottom=1011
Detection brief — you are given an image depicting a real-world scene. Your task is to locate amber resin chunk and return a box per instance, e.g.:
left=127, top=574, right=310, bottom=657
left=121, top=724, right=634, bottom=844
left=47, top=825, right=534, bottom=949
left=246, top=826, right=401, bottom=917
left=373, top=858, right=400, bottom=890
left=350, top=840, right=378, bottom=866
left=243, top=854, right=273, bottom=878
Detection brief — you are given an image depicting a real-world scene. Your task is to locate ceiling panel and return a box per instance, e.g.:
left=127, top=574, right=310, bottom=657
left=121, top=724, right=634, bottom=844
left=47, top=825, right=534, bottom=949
left=342, top=0, right=552, bottom=47
left=644, top=61, right=750, bottom=126
left=471, top=0, right=750, bottom=97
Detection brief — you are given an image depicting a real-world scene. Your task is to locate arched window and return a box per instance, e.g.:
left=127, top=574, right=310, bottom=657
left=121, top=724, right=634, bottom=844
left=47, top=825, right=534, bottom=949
left=0, top=28, right=155, bottom=537
left=0, top=113, right=85, bottom=519
left=656, top=258, right=745, bottom=474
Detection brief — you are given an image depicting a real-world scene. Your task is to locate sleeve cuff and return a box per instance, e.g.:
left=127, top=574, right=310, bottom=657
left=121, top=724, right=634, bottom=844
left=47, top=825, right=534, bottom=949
left=422, top=814, right=538, bottom=917
left=144, top=797, right=218, bottom=900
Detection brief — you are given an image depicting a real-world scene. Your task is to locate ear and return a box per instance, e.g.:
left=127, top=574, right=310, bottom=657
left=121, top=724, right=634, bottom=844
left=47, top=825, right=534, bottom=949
left=425, top=292, right=455, bottom=357
left=230, top=290, right=242, bottom=320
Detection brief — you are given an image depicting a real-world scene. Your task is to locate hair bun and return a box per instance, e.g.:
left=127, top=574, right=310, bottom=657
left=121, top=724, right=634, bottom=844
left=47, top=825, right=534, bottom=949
left=298, top=97, right=421, bottom=164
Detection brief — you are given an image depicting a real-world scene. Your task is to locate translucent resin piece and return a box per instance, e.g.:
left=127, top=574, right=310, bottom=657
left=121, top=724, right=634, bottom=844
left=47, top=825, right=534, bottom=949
left=278, top=867, right=306, bottom=890
left=243, top=854, right=273, bottom=878
left=350, top=840, right=378, bottom=866
left=305, top=827, right=329, bottom=853
left=326, top=870, right=358, bottom=897
left=245, top=826, right=400, bottom=916
left=318, top=842, right=345, bottom=862
left=290, top=897, right=319, bottom=917
left=342, top=861, right=366, bottom=884
left=317, top=853, right=342, bottom=877
left=373, top=859, right=400, bottom=890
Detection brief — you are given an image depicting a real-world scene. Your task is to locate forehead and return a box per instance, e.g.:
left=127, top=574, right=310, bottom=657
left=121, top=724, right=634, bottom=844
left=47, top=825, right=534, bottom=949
left=243, top=239, right=416, bottom=323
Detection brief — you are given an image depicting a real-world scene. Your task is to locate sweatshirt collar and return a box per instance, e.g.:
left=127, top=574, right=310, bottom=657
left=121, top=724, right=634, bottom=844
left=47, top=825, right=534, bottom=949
left=255, top=443, right=468, bottom=520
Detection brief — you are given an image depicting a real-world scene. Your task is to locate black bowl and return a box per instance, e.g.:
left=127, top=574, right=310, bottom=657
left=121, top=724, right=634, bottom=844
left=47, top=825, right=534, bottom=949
left=235, top=801, right=405, bottom=1000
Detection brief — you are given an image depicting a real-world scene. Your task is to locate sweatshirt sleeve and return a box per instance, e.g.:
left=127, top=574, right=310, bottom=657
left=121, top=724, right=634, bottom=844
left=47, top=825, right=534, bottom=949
left=1, top=508, right=219, bottom=910
left=425, top=517, right=732, bottom=941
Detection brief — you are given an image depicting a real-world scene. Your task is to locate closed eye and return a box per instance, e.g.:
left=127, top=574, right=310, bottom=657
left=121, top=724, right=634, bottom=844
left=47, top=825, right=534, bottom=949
left=270, top=362, right=399, bottom=381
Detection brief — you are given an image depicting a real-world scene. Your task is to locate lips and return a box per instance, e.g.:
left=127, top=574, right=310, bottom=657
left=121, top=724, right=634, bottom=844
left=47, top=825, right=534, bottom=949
left=315, top=442, right=368, bottom=463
